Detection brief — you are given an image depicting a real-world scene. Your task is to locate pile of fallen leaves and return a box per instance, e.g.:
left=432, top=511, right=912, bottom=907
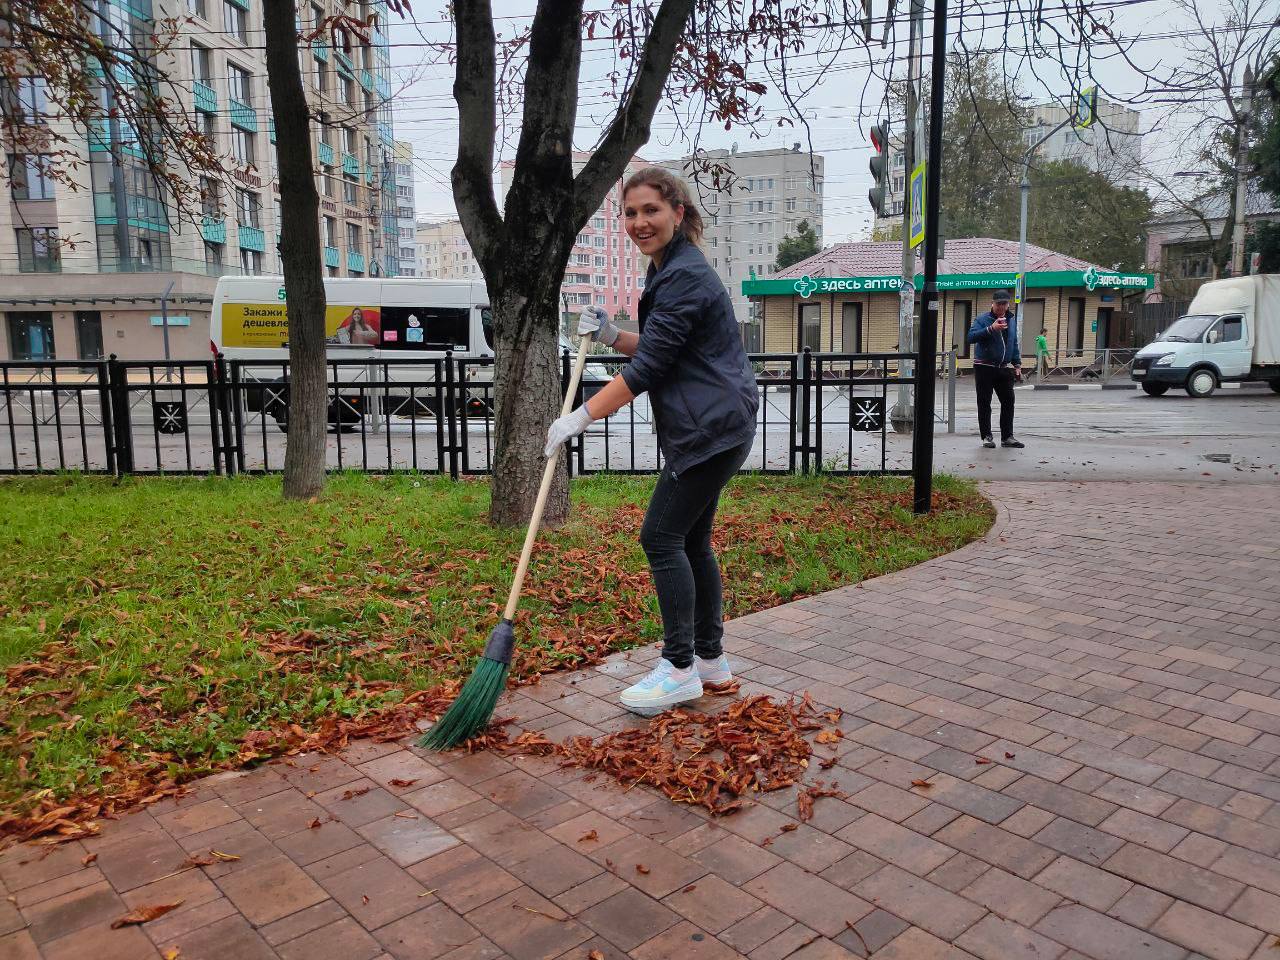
left=0, top=475, right=989, bottom=845
left=472, top=692, right=843, bottom=818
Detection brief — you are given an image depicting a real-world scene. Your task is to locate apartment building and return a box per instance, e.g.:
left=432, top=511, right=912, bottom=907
left=0, top=0, right=398, bottom=362
left=392, top=141, right=417, bottom=276
left=416, top=219, right=479, bottom=281
left=1027, top=98, right=1143, bottom=180
left=658, top=144, right=825, bottom=338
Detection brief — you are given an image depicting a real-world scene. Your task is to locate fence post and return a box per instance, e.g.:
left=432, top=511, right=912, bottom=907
left=1102, top=348, right=1112, bottom=384
left=444, top=350, right=459, bottom=480
left=107, top=354, right=134, bottom=475
left=97, top=360, right=117, bottom=476
left=947, top=350, right=957, bottom=434
left=800, top=347, right=812, bottom=475
left=214, top=354, right=237, bottom=476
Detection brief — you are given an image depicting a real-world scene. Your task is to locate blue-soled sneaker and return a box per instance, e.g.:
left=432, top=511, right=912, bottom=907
left=619, top=659, right=703, bottom=717
left=695, top=654, right=733, bottom=684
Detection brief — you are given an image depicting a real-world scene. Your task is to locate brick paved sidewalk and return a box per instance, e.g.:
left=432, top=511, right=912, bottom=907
left=5, top=480, right=1280, bottom=960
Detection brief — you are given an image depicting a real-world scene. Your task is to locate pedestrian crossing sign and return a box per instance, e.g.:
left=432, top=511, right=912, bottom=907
left=909, top=161, right=926, bottom=249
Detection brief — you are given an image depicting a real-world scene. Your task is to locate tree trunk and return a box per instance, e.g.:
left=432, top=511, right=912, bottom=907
left=263, top=0, right=327, bottom=500
left=487, top=283, right=571, bottom=528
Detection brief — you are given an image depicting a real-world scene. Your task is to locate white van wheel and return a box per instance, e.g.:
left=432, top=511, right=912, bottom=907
left=1186, top=369, right=1217, bottom=398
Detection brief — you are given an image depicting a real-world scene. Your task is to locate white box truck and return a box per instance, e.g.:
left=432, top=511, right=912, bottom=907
left=1131, top=275, right=1280, bottom=397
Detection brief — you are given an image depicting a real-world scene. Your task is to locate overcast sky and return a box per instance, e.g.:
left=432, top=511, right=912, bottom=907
left=385, top=1, right=1247, bottom=246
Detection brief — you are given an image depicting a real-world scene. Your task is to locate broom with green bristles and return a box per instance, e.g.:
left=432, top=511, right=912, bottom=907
left=419, top=331, right=596, bottom=750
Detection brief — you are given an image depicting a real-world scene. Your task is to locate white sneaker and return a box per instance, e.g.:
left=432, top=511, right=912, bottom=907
left=695, top=654, right=733, bottom=684
left=619, top=659, right=703, bottom=716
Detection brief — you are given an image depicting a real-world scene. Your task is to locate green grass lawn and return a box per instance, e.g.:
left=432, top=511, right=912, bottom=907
left=0, top=472, right=991, bottom=837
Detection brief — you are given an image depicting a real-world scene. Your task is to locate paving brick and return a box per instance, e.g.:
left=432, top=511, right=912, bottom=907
left=1161, top=798, right=1280, bottom=856
left=258, top=899, right=348, bottom=946
left=41, top=924, right=160, bottom=960
left=0, top=843, right=88, bottom=894
left=214, top=855, right=328, bottom=926
left=167, top=914, right=278, bottom=960
left=962, top=866, right=1061, bottom=925
left=407, top=847, right=522, bottom=915
left=834, top=813, right=956, bottom=875
left=743, top=861, right=874, bottom=938
left=1035, top=903, right=1185, bottom=960
left=1225, top=886, right=1280, bottom=930
left=1092, top=777, right=1177, bottom=817
left=91, top=828, right=192, bottom=892
left=1033, top=817, right=1126, bottom=866
left=691, top=833, right=782, bottom=884
left=506, top=841, right=603, bottom=899
left=551, top=871, right=628, bottom=915
left=855, top=864, right=985, bottom=940
left=315, top=780, right=410, bottom=828
left=1107, top=885, right=1174, bottom=928
left=372, top=903, right=484, bottom=960
left=1170, top=831, right=1228, bottom=867
left=1151, top=900, right=1265, bottom=960
left=848, top=781, right=931, bottom=822
left=1097, top=808, right=1191, bottom=852
left=0, top=931, right=40, bottom=960
left=749, top=922, right=822, bottom=960
left=1005, top=774, right=1117, bottom=826
left=632, top=920, right=741, bottom=959
left=1211, top=843, right=1280, bottom=897
left=917, top=775, right=1025, bottom=825
left=239, top=788, right=329, bottom=840
left=1032, top=856, right=1132, bottom=911
left=402, top=780, right=483, bottom=818
left=934, top=816, right=1057, bottom=879
left=356, top=750, right=449, bottom=794
left=588, top=833, right=707, bottom=899
left=277, top=918, right=384, bottom=960
left=954, top=914, right=1067, bottom=960
left=833, top=907, right=909, bottom=957
left=719, top=905, right=796, bottom=954
left=1103, top=843, right=1244, bottom=912
left=318, top=854, right=429, bottom=930
left=579, top=887, right=681, bottom=950
left=463, top=888, right=593, bottom=960
left=872, top=927, right=981, bottom=960
left=662, top=873, right=764, bottom=934
left=356, top=812, right=459, bottom=867
left=20, top=880, right=123, bottom=944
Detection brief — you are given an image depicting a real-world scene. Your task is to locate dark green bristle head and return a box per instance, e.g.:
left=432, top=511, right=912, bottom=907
left=418, top=621, right=515, bottom=751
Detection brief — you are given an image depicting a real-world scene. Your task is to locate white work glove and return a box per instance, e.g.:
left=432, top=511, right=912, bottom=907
left=577, top=306, right=619, bottom=347
left=544, top=405, right=593, bottom=457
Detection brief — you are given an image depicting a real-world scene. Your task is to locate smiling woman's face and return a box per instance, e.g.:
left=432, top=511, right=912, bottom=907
left=623, top=184, right=684, bottom=260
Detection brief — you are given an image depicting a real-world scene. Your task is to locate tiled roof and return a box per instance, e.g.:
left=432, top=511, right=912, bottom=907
left=774, top=237, right=1102, bottom=279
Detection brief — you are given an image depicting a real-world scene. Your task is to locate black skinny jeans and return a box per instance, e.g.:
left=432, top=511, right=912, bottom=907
left=639, top=440, right=753, bottom=670
left=974, top=364, right=1016, bottom=441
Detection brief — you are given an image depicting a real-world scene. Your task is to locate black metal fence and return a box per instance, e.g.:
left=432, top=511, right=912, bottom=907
left=0, top=350, right=933, bottom=478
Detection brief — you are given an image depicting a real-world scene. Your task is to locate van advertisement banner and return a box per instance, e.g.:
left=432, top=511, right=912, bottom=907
left=220, top=303, right=382, bottom=348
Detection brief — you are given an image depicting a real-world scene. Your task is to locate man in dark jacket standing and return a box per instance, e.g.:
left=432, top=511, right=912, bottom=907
left=966, top=290, right=1025, bottom=449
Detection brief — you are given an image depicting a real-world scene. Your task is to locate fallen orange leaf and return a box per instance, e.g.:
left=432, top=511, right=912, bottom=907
left=111, top=901, right=184, bottom=928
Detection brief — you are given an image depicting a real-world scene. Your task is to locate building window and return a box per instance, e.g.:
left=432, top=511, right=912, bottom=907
left=7, top=78, right=48, bottom=124
left=231, top=127, right=255, bottom=166
left=191, top=43, right=213, bottom=84
left=205, top=240, right=223, bottom=270
left=16, top=228, right=60, bottom=272
left=239, top=248, right=262, bottom=274
left=347, top=222, right=361, bottom=251
left=223, top=0, right=248, bottom=42
left=200, top=177, right=221, bottom=216
left=594, top=255, right=605, bottom=267
left=593, top=236, right=605, bottom=248
left=228, top=64, right=251, bottom=102
left=198, top=110, right=216, bottom=146
left=9, top=154, right=55, bottom=200
left=323, top=215, right=336, bottom=247
left=593, top=274, right=606, bottom=287
left=236, top=187, right=260, bottom=228
left=343, top=175, right=359, bottom=205
left=188, top=0, right=208, bottom=19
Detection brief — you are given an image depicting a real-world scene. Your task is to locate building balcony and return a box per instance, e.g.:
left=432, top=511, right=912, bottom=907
left=334, top=51, right=354, bottom=79
left=317, top=142, right=335, bottom=166
left=342, top=153, right=360, bottom=177
left=201, top=217, right=226, bottom=244
left=312, top=39, right=330, bottom=62
left=268, top=119, right=276, bottom=144
left=359, top=69, right=373, bottom=92
left=377, top=122, right=394, bottom=147
left=347, top=250, right=365, bottom=273
left=238, top=224, right=265, bottom=252
left=324, top=246, right=340, bottom=267
left=229, top=99, right=258, bottom=133
left=193, top=80, right=217, bottom=114
left=365, top=165, right=376, bottom=185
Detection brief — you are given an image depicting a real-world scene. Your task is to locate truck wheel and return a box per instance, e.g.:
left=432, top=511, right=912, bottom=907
left=1186, top=368, right=1217, bottom=398
left=1141, top=383, right=1169, bottom=397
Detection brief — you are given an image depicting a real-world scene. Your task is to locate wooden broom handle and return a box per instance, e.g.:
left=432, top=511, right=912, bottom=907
left=503, top=333, right=594, bottom=621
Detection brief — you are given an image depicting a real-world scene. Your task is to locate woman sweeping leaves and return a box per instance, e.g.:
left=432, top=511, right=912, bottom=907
left=545, top=167, right=759, bottom=715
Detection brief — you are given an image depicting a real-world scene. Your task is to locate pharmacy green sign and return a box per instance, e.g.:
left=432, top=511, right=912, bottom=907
left=743, top=268, right=1153, bottom=298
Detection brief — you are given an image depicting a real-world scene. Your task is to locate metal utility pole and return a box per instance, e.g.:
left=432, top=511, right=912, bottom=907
left=891, top=0, right=926, bottom=434
left=911, top=0, right=946, bottom=515
left=1017, top=115, right=1070, bottom=354
left=1231, top=65, right=1255, bottom=278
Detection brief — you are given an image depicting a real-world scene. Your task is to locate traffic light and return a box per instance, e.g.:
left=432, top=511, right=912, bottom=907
left=868, top=120, right=891, bottom=217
